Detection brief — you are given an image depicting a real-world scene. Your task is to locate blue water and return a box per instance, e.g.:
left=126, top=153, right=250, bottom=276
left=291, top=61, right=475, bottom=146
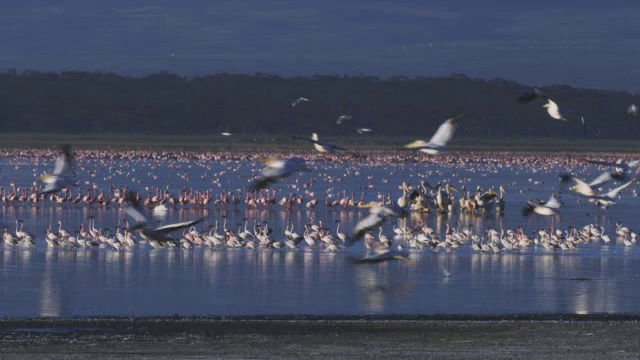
left=0, top=154, right=639, bottom=317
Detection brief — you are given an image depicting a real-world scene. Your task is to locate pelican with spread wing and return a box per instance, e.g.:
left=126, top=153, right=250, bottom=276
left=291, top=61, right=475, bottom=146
left=250, top=157, right=310, bottom=190
left=40, top=144, right=75, bottom=194
left=560, top=174, right=640, bottom=208
left=543, top=99, right=566, bottom=121
left=125, top=195, right=206, bottom=243
left=405, top=115, right=460, bottom=154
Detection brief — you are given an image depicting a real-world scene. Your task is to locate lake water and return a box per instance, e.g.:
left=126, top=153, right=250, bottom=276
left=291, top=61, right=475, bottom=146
left=1, top=153, right=640, bottom=317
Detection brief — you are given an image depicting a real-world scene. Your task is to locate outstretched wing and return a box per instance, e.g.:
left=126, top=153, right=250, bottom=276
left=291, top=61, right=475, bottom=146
left=626, top=159, right=640, bottom=168
left=154, top=217, right=206, bottom=234
left=570, top=177, right=597, bottom=197
left=52, top=145, right=73, bottom=176
left=588, top=172, right=614, bottom=187
left=427, top=116, right=460, bottom=148
left=125, top=205, right=148, bottom=230
left=603, top=175, right=640, bottom=199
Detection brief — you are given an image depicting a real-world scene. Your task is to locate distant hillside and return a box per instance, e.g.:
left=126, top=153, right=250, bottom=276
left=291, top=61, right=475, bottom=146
left=0, top=70, right=638, bottom=139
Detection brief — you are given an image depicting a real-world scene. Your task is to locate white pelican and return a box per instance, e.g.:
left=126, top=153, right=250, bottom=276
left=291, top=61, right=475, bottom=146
left=563, top=174, right=640, bottom=205
left=405, top=115, right=460, bottom=154
left=40, top=144, right=75, bottom=194
left=543, top=99, right=566, bottom=121
left=250, top=157, right=309, bottom=189
left=291, top=97, right=309, bottom=107
left=627, top=104, right=638, bottom=117
left=336, top=115, right=352, bottom=124
left=221, top=132, right=233, bottom=136
left=523, top=193, right=561, bottom=216
left=349, top=202, right=407, bottom=242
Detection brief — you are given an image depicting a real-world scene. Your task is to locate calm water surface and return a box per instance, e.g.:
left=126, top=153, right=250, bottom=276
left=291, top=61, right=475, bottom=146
left=0, top=156, right=639, bottom=317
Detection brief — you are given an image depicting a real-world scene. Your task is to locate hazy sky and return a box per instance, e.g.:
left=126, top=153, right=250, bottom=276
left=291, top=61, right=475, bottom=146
left=1, top=1, right=639, bottom=92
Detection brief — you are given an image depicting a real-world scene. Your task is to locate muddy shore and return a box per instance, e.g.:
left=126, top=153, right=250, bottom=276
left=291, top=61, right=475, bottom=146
left=1, top=315, right=639, bottom=359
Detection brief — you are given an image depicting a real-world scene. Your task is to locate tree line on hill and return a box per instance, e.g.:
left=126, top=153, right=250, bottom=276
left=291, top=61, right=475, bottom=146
left=0, top=70, right=638, bottom=139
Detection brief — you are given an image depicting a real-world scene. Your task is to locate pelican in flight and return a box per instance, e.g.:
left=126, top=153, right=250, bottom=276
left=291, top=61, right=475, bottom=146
left=405, top=115, right=460, bottom=154
left=627, top=104, right=638, bottom=117
left=543, top=99, right=566, bottom=121
left=125, top=203, right=205, bottom=243
left=349, top=202, right=408, bottom=243
left=336, top=115, right=353, bottom=124
left=523, top=193, right=561, bottom=216
left=40, top=144, right=75, bottom=194
left=562, top=174, right=640, bottom=206
left=561, top=158, right=640, bottom=188
left=293, top=133, right=347, bottom=154
left=250, top=157, right=310, bottom=189
left=587, top=158, right=640, bottom=175
left=291, top=97, right=309, bottom=107
left=221, top=132, right=233, bottom=136
left=356, top=128, right=373, bottom=135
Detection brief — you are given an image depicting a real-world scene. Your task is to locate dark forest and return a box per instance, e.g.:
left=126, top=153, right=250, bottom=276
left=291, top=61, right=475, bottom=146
left=1, top=70, right=637, bottom=139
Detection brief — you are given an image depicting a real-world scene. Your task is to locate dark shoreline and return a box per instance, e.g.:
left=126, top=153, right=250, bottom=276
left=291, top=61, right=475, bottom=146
left=1, top=315, right=640, bottom=359
left=3, top=313, right=640, bottom=323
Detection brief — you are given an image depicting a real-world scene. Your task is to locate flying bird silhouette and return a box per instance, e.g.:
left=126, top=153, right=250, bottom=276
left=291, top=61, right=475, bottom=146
left=543, top=99, right=566, bottom=121
left=39, top=144, right=75, bottom=194
left=405, top=115, right=460, bottom=154
left=125, top=191, right=206, bottom=243
left=250, top=157, right=310, bottom=190
left=291, top=97, right=309, bottom=107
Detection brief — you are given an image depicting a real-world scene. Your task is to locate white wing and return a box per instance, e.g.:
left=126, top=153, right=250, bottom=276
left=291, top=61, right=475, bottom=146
left=125, top=206, right=147, bottom=224
left=603, top=175, right=640, bottom=199
left=626, top=159, right=640, bottom=168
left=544, top=195, right=562, bottom=209
left=154, top=218, right=204, bottom=234
left=52, top=154, right=70, bottom=176
left=545, top=99, right=565, bottom=121
left=427, top=117, right=459, bottom=148
left=588, top=172, right=614, bottom=187
left=569, top=177, right=596, bottom=197
left=534, top=205, right=557, bottom=216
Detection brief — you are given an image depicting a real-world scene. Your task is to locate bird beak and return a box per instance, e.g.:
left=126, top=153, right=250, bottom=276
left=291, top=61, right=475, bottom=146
left=542, top=104, right=550, bottom=108
left=447, top=184, right=459, bottom=192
